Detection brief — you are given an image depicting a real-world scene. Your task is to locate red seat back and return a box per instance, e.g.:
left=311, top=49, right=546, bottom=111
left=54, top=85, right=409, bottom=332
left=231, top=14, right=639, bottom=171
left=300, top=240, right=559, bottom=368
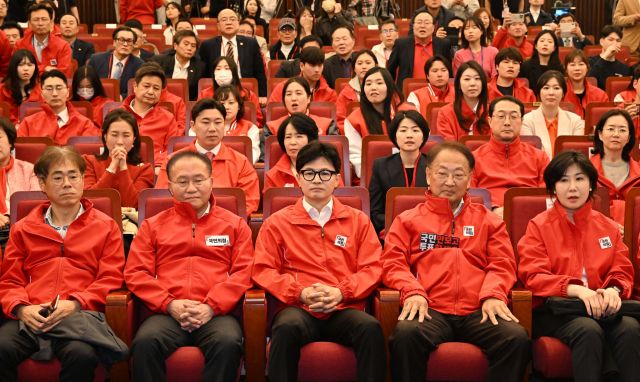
left=100, top=78, right=120, bottom=101
left=263, top=187, right=369, bottom=219
left=585, top=102, right=617, bottom=134
left=15, top=137, right=54, bottom=164
left=606, top=76, right=632, bottom=101
left=66, top=135, right=154, bottom=164
left=425, top=102, right=448, bottom=134
left=166, top=78, right=189, bottom=100
left=167, top=136, right=252, bottom=162
left=553, top=135, right=594, bottom=158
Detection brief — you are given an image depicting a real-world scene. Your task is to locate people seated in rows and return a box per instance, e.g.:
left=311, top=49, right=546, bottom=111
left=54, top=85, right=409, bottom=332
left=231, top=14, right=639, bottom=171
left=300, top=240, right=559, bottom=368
left=59, top=13, right=94, bottom=67
left=371, top=19, right=399, bottom=68
left=492, top=13, right=533, bottom=59
left=19, top=70, right=97, bottom=145
left=88, top=26, right=144, bottom=99
left=200, top=8, right=267, bottom=102
left=487, top=47, right=535, bottom=103
left=275, top=35, right=323, bottom=78
left=83, top=109, right=154, bottom=209
left=588, top=25, right=632, bottom=90
left=337, top=49, right=378, bottom=131
left=296, top=6, right=315, bottom=42
left=70, top=66, right=110, bottom=128
left=125, top=150, right=254, bottom=382
left=453, top=14, right=497, bottom=79
left=270, top=17, right=299, bottom=60
left=1, top=21, right=23, bottom=49
left=122, top=63, right=180, bottom=169
left=124, top=20, right=157, bottom=61
left=213, top=85, right=260, bottom=163
left=388, top=9, right=452, bottom=87
left=407, top=55, right=455, bottom=118
left=555, top=13, right=593, bottom=49
left=369, top=110, right=429, bottom=235
left=0, top=146, right=126, bottom=381
left=156, top=99, right=260, bottom=215
left=520, top=30, right=564, bottom=95
left=443, top=0, right=480, bottom=19
left=243, top=0, right=269, bottom=42
left=518, top=150, right=640, bottom=382
left=523, top=0, right=553, bottom=26
left=563, top=50, right=609, bottom=119
left=0, top=117, right=39, bottom=228
left=0, top=49, right=42, bottom=125
left=238, top=18, right=270, bottom=62
left=253, top=141, right=386, bottom=382
left=198, top=56, right=264, bottom=126
left=17, top=3, right=72, bottom=78
left=436, top=60, right=489, bottom=140
left=163, top=2, right=190, bottom=45
left=152, top=30, right=205, bottom=101
left=316, top=0, right=354, bottom=46
left=590, top=110, right=640, bottom=224
left=323, top=26, right=357, bottom=89
left=263, top=113, right=320, bottom=193
left=522, top=71, right=584, bottom=158
left=345, top=67, right=404, bottom=178
left=474, top=7, right=495, bottom=44
left=265, top=77, right=337, bottom=137
left=383, top=141, right=530, bottom=381
left=471, top=96, right=549, bottom=218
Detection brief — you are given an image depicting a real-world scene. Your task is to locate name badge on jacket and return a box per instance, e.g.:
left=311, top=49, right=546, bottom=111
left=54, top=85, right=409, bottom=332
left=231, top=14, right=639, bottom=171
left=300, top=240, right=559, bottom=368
left=206, top=235, right=230, bottom=246
left=599, top=236, right=612, bottom=249
left=335, top=235, right=347, bottom=248
left=50, top=59, right=57, bottom=66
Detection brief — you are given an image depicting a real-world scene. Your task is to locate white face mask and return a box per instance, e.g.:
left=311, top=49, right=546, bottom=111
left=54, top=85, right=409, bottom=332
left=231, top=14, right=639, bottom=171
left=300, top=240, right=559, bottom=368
left=77, top=88, right=95, bottom=100
left=215, top=70, right=233, bottom=86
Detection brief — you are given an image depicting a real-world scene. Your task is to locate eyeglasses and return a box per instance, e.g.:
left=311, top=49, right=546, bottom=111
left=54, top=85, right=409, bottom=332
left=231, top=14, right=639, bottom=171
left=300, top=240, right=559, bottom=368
left=43, top=85, right=67, bottom=93
left=115, top=38, right=135, bottom=45
left=170, top=177, right=210, bottom=189
left=492, top=112, right=522, bottom=122
left=432, top=170, right=468, bottom=183
left=49, top=173, right=82, bottom=185
left=603, top=126, right=629, bottom=134
left=300, top=169, right=337, bottom=182
left=381, top=29, right=397, bottom=34
left=414, top=21, right=433, bottom=26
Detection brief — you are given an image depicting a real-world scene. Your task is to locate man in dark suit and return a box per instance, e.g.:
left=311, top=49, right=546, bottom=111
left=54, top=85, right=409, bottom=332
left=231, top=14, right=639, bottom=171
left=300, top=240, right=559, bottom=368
left=555, top=13, right=593, bottom=50
left=124, top=20, right=156, bottom=61
left=152, top=30, right=205, bottom=101
left=322, top=26, right=356, bottom=89
left=87, top=26, right=144, bottom=99
left=387, top=9, right=451, bottom=87
left=200, top=8, right=267, bottom=102
left=59, top=13, right=94, bottom=66
left=409, top=0, right=454, bottom=36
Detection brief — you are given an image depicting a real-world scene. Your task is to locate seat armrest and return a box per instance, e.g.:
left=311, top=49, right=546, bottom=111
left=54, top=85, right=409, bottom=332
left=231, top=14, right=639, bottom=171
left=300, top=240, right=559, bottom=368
left=105, top=289, right=133, bottom=382
left=510, top=288, right=532, bottom=338
left=244, top=289, right=267, bottom=382
left=374, top=288, right=400, bottom=344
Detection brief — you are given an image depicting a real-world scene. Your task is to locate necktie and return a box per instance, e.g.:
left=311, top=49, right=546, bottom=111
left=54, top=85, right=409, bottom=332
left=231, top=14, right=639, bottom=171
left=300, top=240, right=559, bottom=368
left=57, top=116, right=64, bottom=127
left=205, top=152, right=215, bottom=161
left=226, top=41, right=235, bottom=63
left=112, top=62, right=123, bottom=80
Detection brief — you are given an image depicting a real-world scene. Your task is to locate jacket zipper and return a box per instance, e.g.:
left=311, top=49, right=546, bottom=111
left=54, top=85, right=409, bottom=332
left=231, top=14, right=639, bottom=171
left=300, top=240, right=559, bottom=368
left=55, top=244, right=64, bottom=297
left=505, top=144, right=509, bottom=160
left=451, top=219, right=459, bottom=314
left=189, top=223, right=195, bottom=298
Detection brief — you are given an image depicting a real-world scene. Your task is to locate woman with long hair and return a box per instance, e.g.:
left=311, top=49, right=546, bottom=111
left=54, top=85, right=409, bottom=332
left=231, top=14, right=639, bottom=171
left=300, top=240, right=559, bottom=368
left=453, top=15, right=498, bottom=78
left=71, top=65, right=109, bottom=128
left=407, top=55, right=455, bottom=119
left=163, top=2, right=188, bottom=45
left=296, top=6, right=315, bottom=41
left=0, top=50, right=41, bottom=125
left=520, top=30, right=564, bottom=94
left=436, top=60, right=489, bottom=141
left=336, top=49, right=378, bottom=131
left=213, top=85, right=260, bottom=163
left=242, top=0, right=268, bottom=42
left=473, top=7, right=495, bottom=45
left=563, top=49, right=609, bottom=119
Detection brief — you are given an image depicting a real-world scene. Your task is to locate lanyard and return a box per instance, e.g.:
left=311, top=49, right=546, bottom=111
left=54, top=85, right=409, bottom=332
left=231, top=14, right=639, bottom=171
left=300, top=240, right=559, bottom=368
left=401, top=155, right=420, bottom=187
left=470, top=47, right=484, bottom=68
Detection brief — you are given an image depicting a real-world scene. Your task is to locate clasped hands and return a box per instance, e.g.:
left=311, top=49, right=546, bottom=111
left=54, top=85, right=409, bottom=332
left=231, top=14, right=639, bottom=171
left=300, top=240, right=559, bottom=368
left=299, top=283, right=343, bottom=313
left=168, top=299, right=214, bottom=332
left=17, top=300, right=80, bottom=334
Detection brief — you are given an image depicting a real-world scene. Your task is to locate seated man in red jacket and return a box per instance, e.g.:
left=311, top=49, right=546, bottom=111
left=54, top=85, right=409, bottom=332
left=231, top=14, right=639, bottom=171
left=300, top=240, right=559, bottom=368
left=471, top=96, right=549, bottom=218
left=487, top=48, right=536, bottom=103
left=492, top=15, right=534, bottom=59
left=155, top=99, right=260, bottom=215
left=0, top=146, right=125, bottom=381
left=383, top=141, right=530, bottom=382
left=18, top=70, right=98, bottom=145
left=252, top=141, right=386, bottom=382
left=125, top=150, right=254, bottom=382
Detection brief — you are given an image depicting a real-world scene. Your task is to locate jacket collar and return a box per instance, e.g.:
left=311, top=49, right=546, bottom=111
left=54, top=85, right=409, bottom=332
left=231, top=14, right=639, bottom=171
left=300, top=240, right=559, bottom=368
left=591, top=154, right=640, bottom=190
left=172, top=192, right=217, bottom=222
left=422, top=191, right=469, bottom=218
left=41, top=101, right=77, bottom=120
left=551, top=198, right=592, bottom=226
left=488, top=135, right=522, bottom=155
left=289, top=196, right=350, bottom=225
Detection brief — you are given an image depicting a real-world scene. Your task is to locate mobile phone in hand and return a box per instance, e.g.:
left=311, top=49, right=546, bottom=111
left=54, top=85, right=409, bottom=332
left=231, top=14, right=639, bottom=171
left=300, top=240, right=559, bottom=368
left=38, top=295, right=60, bottom=318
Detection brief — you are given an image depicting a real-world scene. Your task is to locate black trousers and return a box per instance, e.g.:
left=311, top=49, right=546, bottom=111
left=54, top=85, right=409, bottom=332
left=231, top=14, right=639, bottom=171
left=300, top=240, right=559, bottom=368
left=389, top=309, right=530, bottom=382
left=533, top=310, right=640, bottom=382
left=0, top=320, right=98, bottom=382
left=268, top=307, right=386, bottom=382
left=131, top=313, right=243, bottom=382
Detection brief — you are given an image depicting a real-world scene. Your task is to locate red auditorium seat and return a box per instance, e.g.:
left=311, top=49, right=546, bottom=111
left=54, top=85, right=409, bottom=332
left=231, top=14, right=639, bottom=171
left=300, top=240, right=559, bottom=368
left=585, top=102, right=617, bottom=134
left=425, top=102, right=448, bottom=135
left=606, top=76, right=632, bottom=101
left=66, top=135, right=155, bottom=164
left=14, top=137, right=54, bottom=164
left=167, top=136, right=252, bottom=163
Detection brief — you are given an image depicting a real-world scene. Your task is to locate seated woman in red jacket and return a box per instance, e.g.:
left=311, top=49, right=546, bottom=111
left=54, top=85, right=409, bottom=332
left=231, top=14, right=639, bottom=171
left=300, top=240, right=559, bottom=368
left=436, top=60, right=490, bottom=141
left=212, top=85, right=260, bottom=164
left=197, top=56, right=264, bottom=126
left=563, top=49, right=609, bottom=119
left=265, top=77, right=336, bottom=137
left=70, top=65, right=110, bottom=129
left=613, top=66, right=640, bottom=130
left=407, top=55, right=455, bottom=120
left=345, top=67, right=404, bottom=179
left=336, top=49, right=378, bottom=131
left=518, top=150, right=640, bottom=382
left=0, top=49, right=41, bottom=125
left=590, top=109, right=640, bottom=225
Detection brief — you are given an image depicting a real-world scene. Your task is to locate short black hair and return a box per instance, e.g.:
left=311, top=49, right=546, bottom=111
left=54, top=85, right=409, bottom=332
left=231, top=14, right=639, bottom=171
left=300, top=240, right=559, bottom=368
left=388, top=110, right=430, bottom=149
left=175, top=18, right=194, bottom=29
left=557, top=13, right=576, bottom=23
left=71, top=65, right=107, bottom=101
left=239, top=19, right=255, bottom=34
left=544, top=151, right=598, bottom=198
left=41, top=69, right=67, bottom=86
left=426, top=142, right=475, bottom=171
left=379, top=19, right=396, bottom=32
left=299, top=35, right=323, bottom=48
left=601, top=24, right=623, bottom=40
left=423, top=54, right=451, bottom=79
left=592, top=109, right=636, bottom=162
left=295, top=141, right=341, bottom=174
left=489, top=96, right=525, bottom=118
left=1, top=21, right=23, bottom=37
left=27, top=3, right=53, bottom=20
left=112, top=26, right=138, bottom=43
left=282, top=77, right=311, bottom=101
left=98, top=109, right=143, bottom=165
left=277, top=112, right=319, bottom=152
left=60, top=13, right=79, bottom=24
left=191, top=98, right=227, bottom=121
left=352, top=49, right=378, bottom=70
left=299, top=46, right=324, bottom=65
left=134, top=62, right=167, bottom=88
left=412, top=9, right=433, bottom=24
left=535, top=70, right=566, bottom=98
left=214, top=85, right=245, bottom=121
left=167, top=151, right=212, bottom=180
left=124, top=19, right=143, bottom=31
left=0, top=116, right=17, bottom=150
left=34, top=146, right=86, bottom=179
left=173, top=29, right=199, bottom=46
left=495, top=47, right=523, bottom=66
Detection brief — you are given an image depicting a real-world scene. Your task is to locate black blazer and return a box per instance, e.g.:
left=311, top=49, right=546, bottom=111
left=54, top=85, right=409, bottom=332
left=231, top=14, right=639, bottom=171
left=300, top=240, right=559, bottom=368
left=71, top=38, right=95, bottom=67
left=368, top=153, right=428, bottom=234
left=87, top=52, right=143, bottom=99
left=152, top=52, right=206, bottom=100
left=199, top=35, right=267, bottom=97
left=387, top=36, right=451, bottom=87
left=322, top=52, right=356, bottom=89
left=524, top=9, right=555, bottom=26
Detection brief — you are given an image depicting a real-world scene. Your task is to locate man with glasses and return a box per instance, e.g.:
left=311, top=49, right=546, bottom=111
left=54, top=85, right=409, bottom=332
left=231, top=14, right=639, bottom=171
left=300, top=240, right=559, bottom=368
left=125, top=150, right=254, bottom=382
left=88, top=26, right=143, bottom=99
left=16, top=3, right=72, bottom=78
left=382, top=140, right=530, bottom=382
left=155, top=99, right=260, bottom=215
left=18, top=70, right=97, bottom=145
left=371, top=19, right=398, bottom=68
left=388, top=9, right=451, bottom=87
left=253, top=141, right=386, bottom=382
left=471, top=96, right=549, bottom=219
left=269, top=17, right=299, bottom=60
